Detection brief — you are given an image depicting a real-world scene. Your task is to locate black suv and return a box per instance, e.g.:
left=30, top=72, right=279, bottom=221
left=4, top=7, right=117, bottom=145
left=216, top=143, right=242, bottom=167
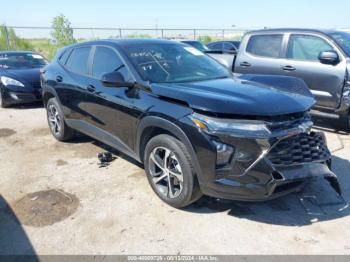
left=41, top=39, right=338, bottom=208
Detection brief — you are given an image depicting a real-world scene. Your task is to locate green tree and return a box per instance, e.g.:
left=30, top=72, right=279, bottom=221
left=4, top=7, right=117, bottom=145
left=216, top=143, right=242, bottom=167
left=0, top=25, right=33, bottom=51
left=197, top=35, right=212, bottom=45
left=50, top=14, right=76, bottom=47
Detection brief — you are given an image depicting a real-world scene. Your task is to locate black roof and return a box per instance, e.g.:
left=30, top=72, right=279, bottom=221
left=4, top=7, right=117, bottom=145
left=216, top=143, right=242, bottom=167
left=72, top=38, right=180, bottom=48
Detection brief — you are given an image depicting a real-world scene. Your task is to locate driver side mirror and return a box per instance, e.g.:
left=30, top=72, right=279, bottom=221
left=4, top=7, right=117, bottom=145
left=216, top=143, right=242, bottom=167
left=318, top=50, right=340, bottom=65
left=101, top=71, right=134, bottom=88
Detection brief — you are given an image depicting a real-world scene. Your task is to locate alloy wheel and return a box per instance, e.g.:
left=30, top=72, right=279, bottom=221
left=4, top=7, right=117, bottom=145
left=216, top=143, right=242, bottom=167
left=148, top=147, right=184, bottom=198
left=48, top=104, right=62, bottom=136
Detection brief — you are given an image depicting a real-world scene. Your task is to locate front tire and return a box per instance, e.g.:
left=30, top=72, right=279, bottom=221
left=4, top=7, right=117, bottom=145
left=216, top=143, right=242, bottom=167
left=144, top=134, right=202, bottom=208
left=46, top=98, right=75, bottom=141
left=0, top=88, right=9, bottom=108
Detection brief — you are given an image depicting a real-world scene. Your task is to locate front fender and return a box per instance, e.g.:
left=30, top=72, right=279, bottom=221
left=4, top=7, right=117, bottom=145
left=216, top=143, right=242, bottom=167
left=135, top=116, right=203, bottom=180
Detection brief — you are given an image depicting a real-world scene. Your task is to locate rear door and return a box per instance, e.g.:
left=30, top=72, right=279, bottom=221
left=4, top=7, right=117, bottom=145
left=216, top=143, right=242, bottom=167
left=282, top=34, right=347, bottom=108
left=57, top=46, right=93, bottom=121
left=235, top=34, right=286, bottom=75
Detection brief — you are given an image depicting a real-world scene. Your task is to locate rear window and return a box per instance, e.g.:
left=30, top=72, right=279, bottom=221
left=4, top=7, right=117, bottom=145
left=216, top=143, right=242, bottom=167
left=246, top=34, right=283, bottom=58
left=208, top=43, right=223, bottom=50
left=223, top=42, right=236, bottom=51
left=66, top=47, right=91, bottom=75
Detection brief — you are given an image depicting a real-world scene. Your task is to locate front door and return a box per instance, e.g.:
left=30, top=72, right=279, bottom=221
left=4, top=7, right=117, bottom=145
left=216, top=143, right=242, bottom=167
left=84, top=45, right=142, bottom=152
left=282, top=34, right=347, bottom=109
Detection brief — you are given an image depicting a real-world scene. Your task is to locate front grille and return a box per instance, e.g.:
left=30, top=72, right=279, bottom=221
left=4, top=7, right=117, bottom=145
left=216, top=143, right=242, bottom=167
left=267, top=132, right=330, bottom=166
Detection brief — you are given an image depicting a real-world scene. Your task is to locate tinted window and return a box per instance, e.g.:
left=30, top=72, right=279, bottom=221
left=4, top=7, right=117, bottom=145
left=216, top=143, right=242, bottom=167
left=182, top=41, right=209, bottom=52
left=92, top=47, right=123, bottom=79
left=287, top=35, right=334, bottom=61
left=59, top=49, right=71, bottom=64
left=0, top=52, right=47, bottom=69
left=223, top=43, right=236, bottom=51
left=208, top=43, right=222, bottom=50
left=246, top=35, right=283, bottom=58
left=66, top=47, right=91, bottom=75
left=329, top=32, right=350, bottom=57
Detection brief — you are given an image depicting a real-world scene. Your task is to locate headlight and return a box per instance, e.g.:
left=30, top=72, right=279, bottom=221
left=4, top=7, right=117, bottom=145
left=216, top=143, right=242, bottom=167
left=0, top=76, right=24, bottom=87
left=189, top=112, right=271, bottom=137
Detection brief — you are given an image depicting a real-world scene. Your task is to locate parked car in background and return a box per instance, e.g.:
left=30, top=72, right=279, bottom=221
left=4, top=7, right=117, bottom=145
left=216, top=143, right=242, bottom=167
left=208, top=29, right=350, bottom=128
left=41, top=39, right=339, bottom=208
left=0, top=51, right=47, bottom=108
left=207, top=40, right=241, bottom=52
left=181, top=40, right=210, bottom=52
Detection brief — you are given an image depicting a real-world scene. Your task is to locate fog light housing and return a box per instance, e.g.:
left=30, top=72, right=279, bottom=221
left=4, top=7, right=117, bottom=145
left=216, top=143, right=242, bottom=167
left=212, top=140, right=234, bottom=166
left=9, top=92, right=19, bottom=100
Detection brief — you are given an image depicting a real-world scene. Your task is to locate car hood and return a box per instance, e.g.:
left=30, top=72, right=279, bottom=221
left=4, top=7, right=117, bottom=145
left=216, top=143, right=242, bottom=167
left=1, top=68, right=41, bottom=86
left=150, top=77, right=315, bottom=116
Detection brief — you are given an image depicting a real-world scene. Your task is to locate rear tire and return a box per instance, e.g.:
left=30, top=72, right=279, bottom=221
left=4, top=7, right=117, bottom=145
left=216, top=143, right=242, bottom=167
left=144, top=134, right=202, bottom=208
left=46, top=97, right=75, bottom=141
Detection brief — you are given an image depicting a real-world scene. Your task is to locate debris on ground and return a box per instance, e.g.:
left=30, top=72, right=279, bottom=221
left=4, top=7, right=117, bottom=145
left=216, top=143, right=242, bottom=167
left=97, top=152, right=116, bottom=168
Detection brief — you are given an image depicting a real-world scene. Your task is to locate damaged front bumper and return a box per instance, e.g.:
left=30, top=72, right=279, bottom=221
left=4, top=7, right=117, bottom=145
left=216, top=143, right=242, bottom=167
left=186, top=114, right=341, bottom=201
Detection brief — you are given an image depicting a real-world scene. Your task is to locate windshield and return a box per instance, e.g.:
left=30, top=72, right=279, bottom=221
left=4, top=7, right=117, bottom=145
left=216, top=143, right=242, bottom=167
left=329, top=32, right=350, bottom=57
left=123, top=43, right=230, bottom=83
left=183, top=41, right=209, bottom=52
left=0, top=52, right=47, bottom=70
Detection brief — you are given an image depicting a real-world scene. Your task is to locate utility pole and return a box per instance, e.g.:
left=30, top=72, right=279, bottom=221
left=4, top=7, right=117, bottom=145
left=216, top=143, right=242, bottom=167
left=155, top=18, right=159, bottom=38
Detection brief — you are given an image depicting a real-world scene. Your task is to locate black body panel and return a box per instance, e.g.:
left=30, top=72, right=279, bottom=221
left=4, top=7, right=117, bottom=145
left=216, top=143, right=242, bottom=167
left=41, top=39, right=336, bottom=201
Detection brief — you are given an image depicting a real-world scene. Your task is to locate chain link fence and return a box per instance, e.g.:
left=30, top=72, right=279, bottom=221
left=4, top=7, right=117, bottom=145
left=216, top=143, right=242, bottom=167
left=0, top=26, right=247, bottom=59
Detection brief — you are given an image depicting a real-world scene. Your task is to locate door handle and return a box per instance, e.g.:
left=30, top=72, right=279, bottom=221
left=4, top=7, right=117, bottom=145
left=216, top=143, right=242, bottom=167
left=240, top=61, right=251, bottom=67
left=56, top=75, right=63, bottom=82
left=86, top=85, right=96, bottom=93
left=282, top=65, right=296, bottom=71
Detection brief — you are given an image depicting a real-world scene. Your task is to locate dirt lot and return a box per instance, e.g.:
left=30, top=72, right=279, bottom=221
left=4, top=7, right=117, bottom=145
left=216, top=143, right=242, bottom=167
left=0, top=105, right=350, bottom=255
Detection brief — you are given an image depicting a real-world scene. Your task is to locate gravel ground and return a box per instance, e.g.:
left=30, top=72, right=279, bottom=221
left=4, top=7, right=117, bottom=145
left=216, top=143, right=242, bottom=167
left=0, top=105, right=350, bottom=255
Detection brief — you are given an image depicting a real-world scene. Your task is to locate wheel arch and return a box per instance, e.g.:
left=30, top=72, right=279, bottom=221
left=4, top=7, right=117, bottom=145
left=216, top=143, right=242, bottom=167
left=136, top=116, right=203, bottom=179
left=42, top=86, right=60, bottom=107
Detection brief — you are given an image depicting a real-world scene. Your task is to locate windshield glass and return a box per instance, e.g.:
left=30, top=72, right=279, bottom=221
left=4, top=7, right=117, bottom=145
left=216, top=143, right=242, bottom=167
left=329, top=32, right=350, bottom=57
left=0, top=52, right=47, bottom=70
left=183, top=41, right=209, bottom=52
left=123, top=43, right=230, bottom=83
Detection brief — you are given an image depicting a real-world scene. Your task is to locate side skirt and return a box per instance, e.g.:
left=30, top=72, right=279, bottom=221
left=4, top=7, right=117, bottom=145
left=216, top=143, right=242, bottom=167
left=65, top=119, right=140, bottom=162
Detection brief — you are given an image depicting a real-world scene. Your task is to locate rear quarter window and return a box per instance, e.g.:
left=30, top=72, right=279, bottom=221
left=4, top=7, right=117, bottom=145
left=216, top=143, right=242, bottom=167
left=246, top=34, right=283, bottom=58
left=59, top=49, right=72, bottom=65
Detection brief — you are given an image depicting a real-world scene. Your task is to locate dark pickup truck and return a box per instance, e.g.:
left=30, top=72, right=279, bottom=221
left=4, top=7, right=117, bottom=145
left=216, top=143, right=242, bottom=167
left=209, top=29, right=350, bottom=127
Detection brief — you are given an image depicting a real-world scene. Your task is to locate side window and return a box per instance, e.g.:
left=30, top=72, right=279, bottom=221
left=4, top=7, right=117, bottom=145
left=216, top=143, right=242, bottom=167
left=246, top=34, right=283, bottom=58
left=223, top=43, right=236, bottom=51
left=210, top=43, right=223, bottom=50
left=92, top=46, right=123, bottom=79
left=287, top=34, right=334, bottom=61
left=58, top=49, right=72, bottom=65
left=66, top=47, right=91, bottom=75
left=59, top=49, right=71, bottom=65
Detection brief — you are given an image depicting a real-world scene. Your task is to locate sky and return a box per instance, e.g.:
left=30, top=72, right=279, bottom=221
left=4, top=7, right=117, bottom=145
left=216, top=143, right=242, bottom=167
left=0, top=0, right=349, bottom=37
